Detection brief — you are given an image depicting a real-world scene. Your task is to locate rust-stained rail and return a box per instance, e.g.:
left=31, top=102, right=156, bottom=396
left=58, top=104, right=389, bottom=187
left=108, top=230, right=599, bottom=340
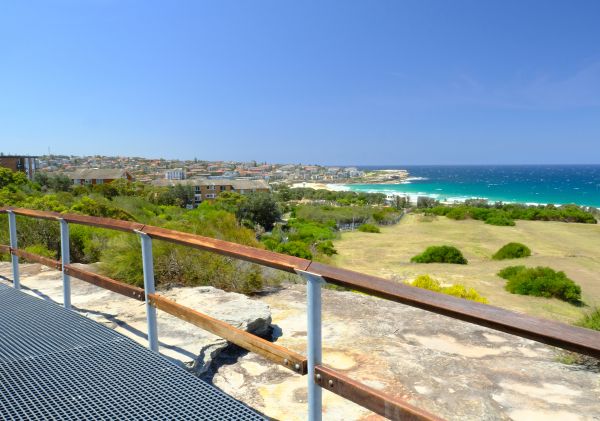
left=306, top=262, right=600, bottom=359
left=314, top=365, right=443, bottom=421
left=64, top=264, right=146, bottom=301
left=3, top=206, right=600, bottom=420
left=10, top=247, right=62, bottom=270
left=149, top=293, right=307, bottom=374
left=0, top=244, right=11, bottom=255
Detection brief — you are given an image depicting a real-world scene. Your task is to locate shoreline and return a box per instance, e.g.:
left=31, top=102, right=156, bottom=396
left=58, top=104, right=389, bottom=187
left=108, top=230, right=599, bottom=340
left=289, top=182, right=600, bottom=209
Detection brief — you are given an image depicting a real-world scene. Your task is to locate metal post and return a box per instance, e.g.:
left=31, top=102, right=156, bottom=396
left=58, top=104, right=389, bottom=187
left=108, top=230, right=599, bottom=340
left=296, top=269, right=325, bottom=421
left=7, top=211, right=20, bottom=289
left=137, top=231, right=159, bottom=352
left=59, top=219, right=71, bottom=309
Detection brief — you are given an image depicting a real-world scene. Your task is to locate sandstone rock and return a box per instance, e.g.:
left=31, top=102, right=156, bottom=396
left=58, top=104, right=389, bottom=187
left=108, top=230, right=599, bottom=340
left=207, top=283, right=600, bottom=421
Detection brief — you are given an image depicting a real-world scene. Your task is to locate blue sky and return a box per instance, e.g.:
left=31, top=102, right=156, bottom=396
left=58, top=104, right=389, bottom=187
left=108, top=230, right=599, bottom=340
left=1, top=1, right=599, bottom=164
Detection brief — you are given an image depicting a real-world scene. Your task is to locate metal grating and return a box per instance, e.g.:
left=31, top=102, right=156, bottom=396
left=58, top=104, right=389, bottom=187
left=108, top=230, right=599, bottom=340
left=0, top=284, right=265, bottom=420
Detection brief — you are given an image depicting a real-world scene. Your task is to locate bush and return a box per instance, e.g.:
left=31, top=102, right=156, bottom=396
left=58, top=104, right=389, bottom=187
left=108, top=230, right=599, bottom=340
left=23, top=244, right=57, bottom=260
left=498, top=266, right=582, bottom=304
left=485, top=215, right=515, bottom=226
left=408, top=275, right=487, bottom=303
left=316, top=240, right=337, bottom=256
left=358, top=223, right=380, bottom=233
left=411, top=245, right=467, bottom=264
left=492, top=242, right=531, bottom=260
left=576, top=308, right=600, bottom=331
left=275, top=241, right=313, bottom=259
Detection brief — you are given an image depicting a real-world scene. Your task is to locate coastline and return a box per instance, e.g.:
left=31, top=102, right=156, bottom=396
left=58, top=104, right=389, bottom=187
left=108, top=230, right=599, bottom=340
left=289, top=181, right=600, bottom=209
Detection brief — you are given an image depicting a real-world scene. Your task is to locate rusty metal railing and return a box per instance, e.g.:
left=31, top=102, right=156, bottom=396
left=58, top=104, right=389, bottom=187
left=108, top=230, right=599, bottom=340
left=1, top=206, right=599, bottom=421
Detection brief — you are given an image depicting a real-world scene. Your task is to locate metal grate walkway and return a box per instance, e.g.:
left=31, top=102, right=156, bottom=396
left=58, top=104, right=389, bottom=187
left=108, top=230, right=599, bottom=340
left=0, top=284, right=265, bottom=420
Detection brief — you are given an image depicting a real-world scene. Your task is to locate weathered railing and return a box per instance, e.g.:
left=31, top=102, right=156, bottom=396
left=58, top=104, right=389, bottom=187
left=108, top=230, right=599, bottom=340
left=1, top=206, right=599, bottom=421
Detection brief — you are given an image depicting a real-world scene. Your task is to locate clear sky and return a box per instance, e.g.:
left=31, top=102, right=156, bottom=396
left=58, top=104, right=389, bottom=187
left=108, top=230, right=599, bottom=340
left=1, top=1, right=599, bottom=165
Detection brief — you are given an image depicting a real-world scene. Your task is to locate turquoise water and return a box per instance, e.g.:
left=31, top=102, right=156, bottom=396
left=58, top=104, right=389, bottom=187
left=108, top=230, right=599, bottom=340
left=344, top=165, right=600, bottom=207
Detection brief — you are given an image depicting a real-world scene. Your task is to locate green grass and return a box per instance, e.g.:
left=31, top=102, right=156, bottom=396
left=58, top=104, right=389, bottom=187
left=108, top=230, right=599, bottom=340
left=331, top=214, right=600, bottom=323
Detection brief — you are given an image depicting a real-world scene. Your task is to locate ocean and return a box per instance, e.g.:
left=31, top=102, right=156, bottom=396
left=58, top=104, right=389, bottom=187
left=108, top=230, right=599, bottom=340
left=342, top=165, right=600, bottom=208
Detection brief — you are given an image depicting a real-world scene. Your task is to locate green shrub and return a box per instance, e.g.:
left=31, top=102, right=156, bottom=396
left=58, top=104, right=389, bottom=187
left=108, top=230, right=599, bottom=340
left=485, top=215, right=515, bottom=226
left=23, top=244, right=57, bottom=260
left=498, top=266, right=582, bottom=304
left=411, top=245, right=467, bottom=264
left=492, top=242, right=531, bottom=260
left=576, top=308, right=600, bottom=331
left=275, top=241, right=313, bottom=259
left=316, top=240, right=337, bottom=256
left=408, top=275, right=487, bottom=303
left=358, top=223, right=380, bottom=233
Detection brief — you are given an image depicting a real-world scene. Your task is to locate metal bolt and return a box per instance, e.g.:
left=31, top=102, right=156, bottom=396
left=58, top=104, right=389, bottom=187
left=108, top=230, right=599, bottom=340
left=283, top=358, right=289, bottom=366
left=328, top=379, right=334, bottom=387
left=294, top=363, right=301, bottom=371
left=315, top=374, right=321, bottom=382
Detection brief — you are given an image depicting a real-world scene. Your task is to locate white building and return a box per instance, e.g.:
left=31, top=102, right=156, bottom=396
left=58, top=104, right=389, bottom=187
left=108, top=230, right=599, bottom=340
left=165, top=168, right=185, bottom=180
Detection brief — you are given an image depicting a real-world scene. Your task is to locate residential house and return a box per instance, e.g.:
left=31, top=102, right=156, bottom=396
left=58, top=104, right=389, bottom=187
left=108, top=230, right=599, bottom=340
left=64, top=169, right=133, bottom=185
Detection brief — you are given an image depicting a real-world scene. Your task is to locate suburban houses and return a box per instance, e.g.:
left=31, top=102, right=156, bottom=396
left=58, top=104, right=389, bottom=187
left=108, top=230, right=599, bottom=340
left=64, top=168, right=134, bottom=185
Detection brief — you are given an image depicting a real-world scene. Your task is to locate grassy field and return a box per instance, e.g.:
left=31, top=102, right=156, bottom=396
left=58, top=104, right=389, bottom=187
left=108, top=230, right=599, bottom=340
left=331, top=213, right=600, bottom=324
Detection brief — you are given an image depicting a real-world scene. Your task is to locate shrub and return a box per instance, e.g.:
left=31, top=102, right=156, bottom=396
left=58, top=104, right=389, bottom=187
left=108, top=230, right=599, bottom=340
left=316, top=240, right=337, bottom=256
left=411, top=245, right=467, bottom=264
left=23, top=244, right=57, bottom=260
left=275, top=241, right=313, bottom=259
left=498, top=266, right=582, bottom=304
left=408, top=275, right=487, bottom=303
left=576, top=308, right=600, bottom=331
left=358, top=223, right=380, bottom=233
left=492, top=242, right=531, bottom=260
left=485, top=215, right=515, bottom=226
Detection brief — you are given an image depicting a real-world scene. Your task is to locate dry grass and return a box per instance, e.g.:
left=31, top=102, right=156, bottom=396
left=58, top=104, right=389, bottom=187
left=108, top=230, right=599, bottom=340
left=331, top=213, right=600, bottom=323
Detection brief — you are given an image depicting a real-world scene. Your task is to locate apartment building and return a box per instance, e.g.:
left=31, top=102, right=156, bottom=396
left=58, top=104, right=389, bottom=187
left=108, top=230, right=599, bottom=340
left=0, top=155, right=38, bottom=179
left=153, top=178, right=270, bottom=205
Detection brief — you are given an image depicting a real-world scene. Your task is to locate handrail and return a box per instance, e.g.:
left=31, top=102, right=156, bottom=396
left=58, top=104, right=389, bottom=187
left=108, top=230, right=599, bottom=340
left=2, top=206, right=600, bottom=420
left=0, top=244, right=307, bottom=374
left=10, top=247, right=62, bottom=270
left=2, top=207, right=599, bottom=358
left=149, top=293, right=307, bottom=373
left=306, top=262, right=600, bottom=358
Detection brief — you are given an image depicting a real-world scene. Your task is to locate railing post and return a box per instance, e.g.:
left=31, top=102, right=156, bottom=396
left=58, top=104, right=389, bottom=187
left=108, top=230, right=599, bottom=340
left=296, top=269, right=325, bottom=421
left=59, top=219, right=71, bottom=309
left=137, top=231, right=159, bottom=353
left=7, top=211, right=20, bottom=289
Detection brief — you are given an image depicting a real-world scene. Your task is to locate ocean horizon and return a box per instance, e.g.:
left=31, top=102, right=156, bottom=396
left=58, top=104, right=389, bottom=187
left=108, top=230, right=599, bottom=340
left=339, top=165, right=600, bottom=208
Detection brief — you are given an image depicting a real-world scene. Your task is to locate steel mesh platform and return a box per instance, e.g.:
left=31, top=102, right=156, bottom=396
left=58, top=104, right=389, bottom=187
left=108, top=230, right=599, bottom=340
left=0, top=283, right=265, bottom=420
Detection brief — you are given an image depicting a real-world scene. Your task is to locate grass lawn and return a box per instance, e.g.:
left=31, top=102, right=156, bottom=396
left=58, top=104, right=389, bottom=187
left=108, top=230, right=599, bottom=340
left=331, top=213, right=600, bottom=324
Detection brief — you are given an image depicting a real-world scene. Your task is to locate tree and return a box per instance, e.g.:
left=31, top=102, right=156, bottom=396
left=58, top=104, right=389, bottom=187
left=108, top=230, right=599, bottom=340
left=0, top=168, right=28, bottom=189
left=417, top=196, right=438, bottom=209
left=236, top=192, right=281, bottom=231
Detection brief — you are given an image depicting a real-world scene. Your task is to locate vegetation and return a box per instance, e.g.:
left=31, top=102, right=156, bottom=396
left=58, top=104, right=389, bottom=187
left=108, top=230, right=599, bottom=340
left=408, top=275, right=487, bottom=303
left=576, top=308, right=600, bottom=331
left=424, top=201, right=597, bottom=226
left=492, top=242, right=531, bottom=260
left=357, top=223, right=380, bottom=233
left=411, top=245, right=468, bottom=264
left=0, top=168, right=283, bottom=294
left=273, top=185, right=387, bottom=205
left=498, top=266, right=582, bottom=304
